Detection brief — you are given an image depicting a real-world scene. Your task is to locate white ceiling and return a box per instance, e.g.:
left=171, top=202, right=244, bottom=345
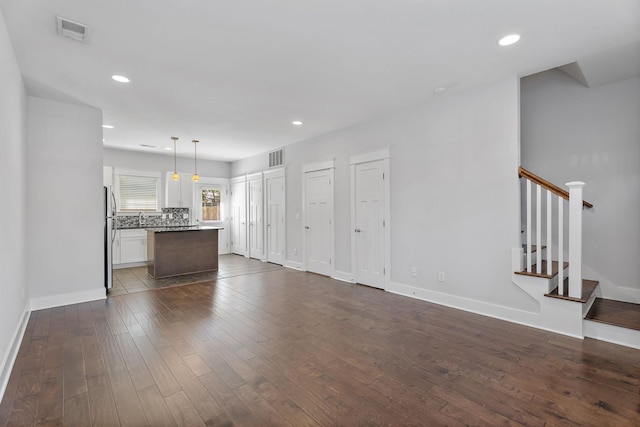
left=1, top=0, right=639, bottom=161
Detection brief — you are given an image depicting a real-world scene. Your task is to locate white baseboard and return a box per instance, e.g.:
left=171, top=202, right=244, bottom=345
left=331, top=270, right=355, bottom=283
left=113, top=261, right=147, bottom=269
left=584, top=320, right=640, bottom=350
left=283, top=260, right=303, bottom=271
left=0, top=304, right=30, bottom=403
left=387, top=281, right=584, bottom=340
left=30, top=288, right=106, bottom=311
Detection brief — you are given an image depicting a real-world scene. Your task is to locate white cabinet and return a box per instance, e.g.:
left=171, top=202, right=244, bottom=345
left=112, top=230, right=121, bottom=265
left=165, top=172, right=194, bottom=208
left=115, top=229, right=147, bottom=265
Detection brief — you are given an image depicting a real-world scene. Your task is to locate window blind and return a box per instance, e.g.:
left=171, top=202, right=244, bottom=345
left=119, top=175, right=158, bottom=211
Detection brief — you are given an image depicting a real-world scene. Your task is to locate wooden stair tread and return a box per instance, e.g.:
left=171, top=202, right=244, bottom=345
left=544, top=278, right=599, bottom=303
left=514, top=260, right=568, bottom=279
left=585, top=298, right=640, bottom=331
left=521, top=244, right=546, bottom=254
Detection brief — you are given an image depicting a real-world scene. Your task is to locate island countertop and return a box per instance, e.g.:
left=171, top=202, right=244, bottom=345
left=145, top=226, right=223, bottom=233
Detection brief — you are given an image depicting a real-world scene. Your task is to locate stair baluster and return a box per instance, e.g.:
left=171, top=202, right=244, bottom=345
left=558, top=197, right=564, bottom=294
left=567, top=181, right=585, bottom=299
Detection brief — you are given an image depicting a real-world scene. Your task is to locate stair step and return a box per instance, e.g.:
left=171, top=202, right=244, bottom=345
left=522, top=244, right=546, bottom=254
left=544, top=278, right=599, bottom=303
left=585, top=298, right=640, bottom=331
left=514, top=260, right=568, bottom=279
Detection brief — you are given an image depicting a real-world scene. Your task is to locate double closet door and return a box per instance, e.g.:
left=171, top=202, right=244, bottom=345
left=230, top=170, right=285, bottom=265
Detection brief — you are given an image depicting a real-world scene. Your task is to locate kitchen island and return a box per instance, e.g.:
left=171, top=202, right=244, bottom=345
left=146, top=226, right=223, bottom=279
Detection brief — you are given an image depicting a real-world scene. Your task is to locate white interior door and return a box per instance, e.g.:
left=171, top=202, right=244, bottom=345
left=304, top=169, right=333, bottom=276
left=266, top=175, right=285, bottom=265
left=354, top=160, right=385, bottom=288
left=249, top=178, right=263, bottom=260
left=231, top=180, right=247, bottom=256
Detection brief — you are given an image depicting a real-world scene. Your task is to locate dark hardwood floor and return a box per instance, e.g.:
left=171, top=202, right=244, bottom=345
left=1, top=256, right=639, bottom=426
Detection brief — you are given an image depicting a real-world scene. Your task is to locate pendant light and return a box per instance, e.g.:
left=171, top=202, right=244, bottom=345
left=171, top=136, right=180, bottom=181
left=192, top=139, right=200, bottom=181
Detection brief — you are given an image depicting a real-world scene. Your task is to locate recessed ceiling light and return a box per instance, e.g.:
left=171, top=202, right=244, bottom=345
left=164, top=147, right=172, bottom=151
left=498, top=34, right=520, bottom=46
left=292, top=120, right=303, bottom=126
left=102, top=124, right=114, bottom=129
left=434, top=87, right=447, bottom=95
left=112, top=75, right=130, bottom=83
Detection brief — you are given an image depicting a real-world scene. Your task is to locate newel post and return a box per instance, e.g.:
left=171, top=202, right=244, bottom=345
left=566, top=181, right=585, bottom=299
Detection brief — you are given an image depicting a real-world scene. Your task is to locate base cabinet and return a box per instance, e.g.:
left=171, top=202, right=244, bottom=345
left=114, top=229, right=147, bottom=265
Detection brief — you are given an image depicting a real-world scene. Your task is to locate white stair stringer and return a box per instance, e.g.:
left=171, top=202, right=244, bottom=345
left=511, top=248, right=585, bottom=338
left=584, top=320, right=640, bottom=350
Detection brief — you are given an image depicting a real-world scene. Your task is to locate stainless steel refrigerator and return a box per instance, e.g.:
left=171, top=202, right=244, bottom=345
left=104, top=186, right=117, bottom=291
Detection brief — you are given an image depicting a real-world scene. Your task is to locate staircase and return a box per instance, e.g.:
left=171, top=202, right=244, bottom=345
left=512, top=167, right=640, bottom=348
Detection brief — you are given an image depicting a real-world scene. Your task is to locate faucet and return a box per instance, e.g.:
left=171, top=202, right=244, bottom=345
left=138, top=211, right=145, bottom=227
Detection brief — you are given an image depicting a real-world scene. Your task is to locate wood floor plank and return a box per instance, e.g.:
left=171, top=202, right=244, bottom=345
left=2, top=256, right=639, bottom=426
left=132, top=334, right=181, bottom=397
left=137, top=385, right=179, bottom=427
left=164, top=391, right=206, bottom=427
left=86, top=373, right=120, bottom=426
left=114, top=332, right=156, bottom=391
left=64, top=392, right=91, bottom=427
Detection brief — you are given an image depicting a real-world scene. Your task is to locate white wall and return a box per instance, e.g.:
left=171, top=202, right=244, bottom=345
left=27, top=97, right=105, bottom=308
left=521, top=70, right=640, bottom=301
left=234, top=77, right=535, bottom=313
left=0, top=8, right=29, bottom=399
left=103, top=147, right=230, bottom=178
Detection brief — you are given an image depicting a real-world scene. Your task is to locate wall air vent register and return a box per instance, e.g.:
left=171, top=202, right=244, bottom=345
left=269, top=149, right=284, bottom=168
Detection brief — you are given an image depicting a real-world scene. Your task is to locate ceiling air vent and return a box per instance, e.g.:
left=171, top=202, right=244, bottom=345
left=56, top=16, right=88, bottom=43
left=268, top=149, right=284, bottom=168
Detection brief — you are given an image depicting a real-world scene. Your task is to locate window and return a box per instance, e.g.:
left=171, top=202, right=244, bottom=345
left=117, top=172, right=160, bottom=212
left=199, top=187, right=221, bottom=221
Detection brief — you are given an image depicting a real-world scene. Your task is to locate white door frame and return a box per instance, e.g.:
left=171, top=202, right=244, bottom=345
left=230, top=175, right=248, bottom=257
left=264, top=168, right=286, bottom=265
left=193, top=177, right=230, bottom=254
left=302, top=160, right=335, bottom=275
left=350, top=149, right=390, bottom=290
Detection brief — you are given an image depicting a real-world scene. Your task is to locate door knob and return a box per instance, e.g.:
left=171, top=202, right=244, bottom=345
left=305, top=226, right=310, bottom=230
left=355, top=228, right=361, bottom=233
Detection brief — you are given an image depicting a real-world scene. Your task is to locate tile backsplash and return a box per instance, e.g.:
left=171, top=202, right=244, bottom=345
left=116, top=207, right=190, bottom=228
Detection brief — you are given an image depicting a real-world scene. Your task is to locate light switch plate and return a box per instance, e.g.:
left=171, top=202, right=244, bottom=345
left=183, top=214, right=189, bottom=219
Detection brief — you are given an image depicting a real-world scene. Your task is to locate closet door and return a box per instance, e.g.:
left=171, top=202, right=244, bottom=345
left=230, top=179, right=247, bottom=256
left=266, top=173, right=285, bottom=265
left=248, top=176, right=263, bottom=260
left=304, top=168, right=333, bottom=276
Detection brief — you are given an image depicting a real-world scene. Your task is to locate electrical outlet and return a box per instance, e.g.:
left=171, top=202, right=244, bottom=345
left=411, top=267, right=418, bottom=277
left=183, top=214, right=188, bottom=219
left=438, top=272, right=445, bottom=282
left=162, top=214, right=167, bottom=219
left=168, top=214, right=173, bottom=219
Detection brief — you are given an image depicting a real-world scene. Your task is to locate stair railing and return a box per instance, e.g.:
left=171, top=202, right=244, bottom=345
left=518, top=167, right=593, bottom=297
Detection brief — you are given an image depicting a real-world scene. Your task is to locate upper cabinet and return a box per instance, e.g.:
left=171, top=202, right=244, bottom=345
left=165, top=172, right=194, bottom=209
